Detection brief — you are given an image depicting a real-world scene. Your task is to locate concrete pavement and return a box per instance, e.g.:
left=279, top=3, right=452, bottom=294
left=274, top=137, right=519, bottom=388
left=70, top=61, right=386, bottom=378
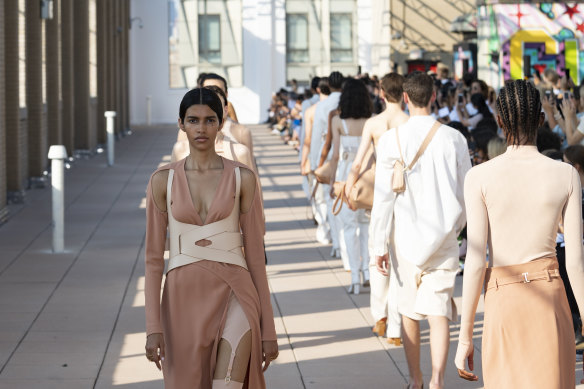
left=0, top=124, right=581, bottom=388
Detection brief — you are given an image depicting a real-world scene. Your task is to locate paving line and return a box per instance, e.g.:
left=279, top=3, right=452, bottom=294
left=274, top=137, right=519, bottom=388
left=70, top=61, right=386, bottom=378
left=0, top=161, right=110, bottom=277
left=258, top=128, right=409, bottom=385
left=0, top=131, right=161, bottom=376
left=92, top=235, right=145, bottom=389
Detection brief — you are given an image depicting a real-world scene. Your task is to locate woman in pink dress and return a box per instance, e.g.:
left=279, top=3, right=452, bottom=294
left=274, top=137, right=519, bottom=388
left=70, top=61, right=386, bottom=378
left=144, top=88, right=278, bottom=388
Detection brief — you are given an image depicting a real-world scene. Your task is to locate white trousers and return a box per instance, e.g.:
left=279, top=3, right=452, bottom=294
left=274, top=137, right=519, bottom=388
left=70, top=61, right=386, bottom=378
left=323, top=183, right=340, bottom=251
left=312, top=180, right=331, bottom=244
left=368, top=224, right=401, bottom=338
left=337, top=206, right=370, bottom=284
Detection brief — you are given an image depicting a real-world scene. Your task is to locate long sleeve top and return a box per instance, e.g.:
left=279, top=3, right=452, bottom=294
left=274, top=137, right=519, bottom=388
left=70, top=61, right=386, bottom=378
left=459, top=145, right=584, bottom=343
left=144, top=159, right=277, bottom=340
left=370, top=115, right=471, bottom=264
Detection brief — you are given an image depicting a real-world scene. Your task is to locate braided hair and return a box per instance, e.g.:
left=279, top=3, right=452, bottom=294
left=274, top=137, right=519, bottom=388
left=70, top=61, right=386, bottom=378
left=496, top=80, right=541, bottom=146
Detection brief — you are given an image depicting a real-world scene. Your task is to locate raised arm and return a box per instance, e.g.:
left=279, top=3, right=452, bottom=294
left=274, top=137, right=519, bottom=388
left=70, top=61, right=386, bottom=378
left=455, top=168, right=487, bottom=381
left=561, top=97, right=584, bottom=145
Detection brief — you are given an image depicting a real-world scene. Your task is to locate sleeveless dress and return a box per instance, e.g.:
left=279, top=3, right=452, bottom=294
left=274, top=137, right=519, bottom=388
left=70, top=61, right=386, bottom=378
left=144, top=158, right=276, bottom=389
left=336, top=119, right=370, bottom=286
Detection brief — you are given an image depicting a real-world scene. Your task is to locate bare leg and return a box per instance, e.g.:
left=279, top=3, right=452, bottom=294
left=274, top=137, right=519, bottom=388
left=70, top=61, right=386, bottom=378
left=401, top=315, right=423, bottom=389
left=427, top=315, right=449, bottom=389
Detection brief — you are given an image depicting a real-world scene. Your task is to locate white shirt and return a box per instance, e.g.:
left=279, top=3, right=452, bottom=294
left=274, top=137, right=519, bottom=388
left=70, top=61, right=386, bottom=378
left=309, top=92, right=341, bottom=170
left=371, top=115, right=472, bottom=265
left=299, top=94, right=321, bottom=158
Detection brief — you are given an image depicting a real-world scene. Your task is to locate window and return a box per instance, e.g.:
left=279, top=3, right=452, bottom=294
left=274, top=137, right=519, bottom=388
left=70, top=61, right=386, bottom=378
left=286, top=14, right=308, bottom=63
left=199, top=14, right=221, bottom=64
left=330, top=13, right=353, bottom=63
left=168, top=0, right=197, bottom=89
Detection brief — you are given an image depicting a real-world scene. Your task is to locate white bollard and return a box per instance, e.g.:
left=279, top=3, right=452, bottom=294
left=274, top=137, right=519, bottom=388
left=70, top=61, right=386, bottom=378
left=48, top=145, right=68, bottom=253
left=146, top=95, right=152, bottom=126
left=105, top=111, right=117, bottom=166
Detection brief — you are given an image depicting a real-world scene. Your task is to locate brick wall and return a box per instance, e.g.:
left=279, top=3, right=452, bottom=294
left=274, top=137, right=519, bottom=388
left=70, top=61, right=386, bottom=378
left=73, top=0, right=91, bottom=151
left=5, top=0, right=27, bottom=195
left=46, top=0, right=62, bottom=148
left=61, top=0, right=74, bottom=155
left=0, top=0, right=7, bottom=218
left=26, top=0, right=47, bottom=178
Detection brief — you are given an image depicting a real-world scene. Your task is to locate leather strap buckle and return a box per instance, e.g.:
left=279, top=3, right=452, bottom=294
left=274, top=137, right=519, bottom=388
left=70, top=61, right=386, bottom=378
left=522, top=272, right=530, bottom=283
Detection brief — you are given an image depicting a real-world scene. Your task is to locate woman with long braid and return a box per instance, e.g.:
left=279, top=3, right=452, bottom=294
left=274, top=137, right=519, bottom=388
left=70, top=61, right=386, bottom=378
left=455, top=80, right=584, bottom=387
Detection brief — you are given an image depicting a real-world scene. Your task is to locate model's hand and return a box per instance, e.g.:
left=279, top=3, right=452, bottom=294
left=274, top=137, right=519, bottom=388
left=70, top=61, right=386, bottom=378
left=300, top=159, right=310, bottom=176
left=376, top=254, right=389, bottom=276
left=145, top=333, right=165, bottom=371
left=262, top=340, right=279, bottom=372
left=455, top=340, right=478, bottom=381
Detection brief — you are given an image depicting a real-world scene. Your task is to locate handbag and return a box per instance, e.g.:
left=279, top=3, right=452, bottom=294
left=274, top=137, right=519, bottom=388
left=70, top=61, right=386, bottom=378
left=333, top=143, right=376, bottom=214
left=314, top=160, right=335, bottom=184
left=392, top=121, right=441, bottom=193
left=348, top=144, right=376, bottom=210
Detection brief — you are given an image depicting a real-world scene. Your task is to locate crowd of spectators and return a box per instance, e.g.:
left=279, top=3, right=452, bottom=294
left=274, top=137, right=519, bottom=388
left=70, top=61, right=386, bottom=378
left=267, top=65, right=584, bottom=352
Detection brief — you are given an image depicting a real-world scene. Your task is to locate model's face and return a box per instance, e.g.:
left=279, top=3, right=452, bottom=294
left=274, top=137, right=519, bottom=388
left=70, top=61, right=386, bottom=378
left=178, top=104, right=222, bottom=151
left=202, top=79, right=227, bottom=95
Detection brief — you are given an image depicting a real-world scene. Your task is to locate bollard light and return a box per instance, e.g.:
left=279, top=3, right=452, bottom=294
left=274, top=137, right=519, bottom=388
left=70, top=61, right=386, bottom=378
left=105, top=111, right=117, bottom=166
left=48, top=145, right=67, bottom=253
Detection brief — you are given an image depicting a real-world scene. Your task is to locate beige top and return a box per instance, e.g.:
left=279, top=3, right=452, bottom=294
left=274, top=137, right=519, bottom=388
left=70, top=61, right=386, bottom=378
left=459, top=145, right=584, bottom=343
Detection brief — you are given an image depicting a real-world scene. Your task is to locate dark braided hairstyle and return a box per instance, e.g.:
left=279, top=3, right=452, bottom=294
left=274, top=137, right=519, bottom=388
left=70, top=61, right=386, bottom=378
left=496, top=79, right=541, bottom=146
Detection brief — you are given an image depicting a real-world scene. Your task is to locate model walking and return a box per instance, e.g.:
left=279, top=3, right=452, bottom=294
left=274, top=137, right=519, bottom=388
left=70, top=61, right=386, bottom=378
left=329, top=78, right=372, bottom=293
left=144, top=88, right=278, bottom=388
left=455, top=79, right=584, bottom=388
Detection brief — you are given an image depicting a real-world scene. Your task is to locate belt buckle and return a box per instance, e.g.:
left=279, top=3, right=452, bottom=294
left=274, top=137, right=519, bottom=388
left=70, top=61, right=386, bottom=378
left=522, top=272, right=530, bottom=283
left=342, top=151, right=348, bottom=160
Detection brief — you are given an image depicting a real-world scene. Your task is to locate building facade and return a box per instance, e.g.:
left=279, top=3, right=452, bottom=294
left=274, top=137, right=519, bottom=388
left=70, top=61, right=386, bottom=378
left=129, top=0, right=473, bottom=125
left=0, top=0, right=131, bottom=223
left=129, top=0, right=393, bottom=125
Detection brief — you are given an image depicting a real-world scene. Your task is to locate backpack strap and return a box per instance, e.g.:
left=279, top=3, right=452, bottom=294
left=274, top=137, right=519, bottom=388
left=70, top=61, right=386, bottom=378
left=395, top=121, right=441, bottom=172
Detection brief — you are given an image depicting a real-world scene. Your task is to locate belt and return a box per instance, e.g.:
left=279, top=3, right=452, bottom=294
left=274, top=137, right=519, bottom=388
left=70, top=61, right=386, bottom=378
left=486, top=268, right=560, bottom=291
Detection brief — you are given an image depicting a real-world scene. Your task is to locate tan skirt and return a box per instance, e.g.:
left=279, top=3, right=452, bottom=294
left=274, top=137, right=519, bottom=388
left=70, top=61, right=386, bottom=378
left=483, top=257, right=575, bottom=389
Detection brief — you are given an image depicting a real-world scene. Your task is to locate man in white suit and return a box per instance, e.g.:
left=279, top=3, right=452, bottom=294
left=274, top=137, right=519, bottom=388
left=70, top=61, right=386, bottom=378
left=371, top=71, right=471, bottom=389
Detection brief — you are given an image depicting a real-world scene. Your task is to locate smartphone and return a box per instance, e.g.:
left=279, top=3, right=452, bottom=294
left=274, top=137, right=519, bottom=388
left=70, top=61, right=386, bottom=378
left=566, top=68, right=571, bottom=80
left=458, top=94, right=464, bottom=104
left=565, top=92, right=571, bottom=100
left=534, top=69, right=541, bottom=80
left=545, top=90, right=552, bottom=100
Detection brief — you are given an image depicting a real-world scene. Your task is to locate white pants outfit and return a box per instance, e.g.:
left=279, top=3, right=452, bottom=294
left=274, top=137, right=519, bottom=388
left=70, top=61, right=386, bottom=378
left=368, top=225, right=402, bottom=338
left=336, top=120, right=370, bottom=283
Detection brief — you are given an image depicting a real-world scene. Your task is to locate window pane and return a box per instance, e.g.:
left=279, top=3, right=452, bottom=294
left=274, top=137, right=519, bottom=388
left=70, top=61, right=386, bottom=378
left=168, top=0, right=197, bottom=89
left=330, top=13, right=353, bottom=63
left=199, top=14, right=221, bottom=64
left=286, top=14, right=308, bottom=63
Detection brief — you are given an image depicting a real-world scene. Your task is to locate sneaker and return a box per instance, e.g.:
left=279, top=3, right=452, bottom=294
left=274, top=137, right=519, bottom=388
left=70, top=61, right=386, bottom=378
left=271, top=128, right=281, bottom=135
